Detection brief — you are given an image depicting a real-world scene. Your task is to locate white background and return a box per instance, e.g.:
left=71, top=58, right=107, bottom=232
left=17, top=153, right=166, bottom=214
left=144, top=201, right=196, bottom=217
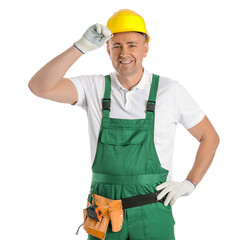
left=1, top=0, right=239, bottom=239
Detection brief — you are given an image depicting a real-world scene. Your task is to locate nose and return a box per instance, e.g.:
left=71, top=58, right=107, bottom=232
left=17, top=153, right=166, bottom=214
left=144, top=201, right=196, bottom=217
left=119, top=46, right=129, bottom=57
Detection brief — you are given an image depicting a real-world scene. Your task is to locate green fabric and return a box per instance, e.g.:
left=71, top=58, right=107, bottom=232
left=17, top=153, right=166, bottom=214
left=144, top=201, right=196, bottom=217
left=88, top=74, right=175, bottom=240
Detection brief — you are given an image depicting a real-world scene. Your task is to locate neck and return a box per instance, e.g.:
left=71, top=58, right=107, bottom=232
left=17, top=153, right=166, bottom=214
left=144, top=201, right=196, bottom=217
left=116, top=67, right=144, bottom=91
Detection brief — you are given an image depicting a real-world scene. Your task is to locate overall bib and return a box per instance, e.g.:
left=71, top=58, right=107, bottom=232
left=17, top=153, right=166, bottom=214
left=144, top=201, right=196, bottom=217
left=87, top=74, right=175, bottom=240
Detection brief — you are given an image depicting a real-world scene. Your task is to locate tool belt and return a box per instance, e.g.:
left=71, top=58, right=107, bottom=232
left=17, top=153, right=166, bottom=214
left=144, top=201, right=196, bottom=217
left=76, top=190, right=167, bottom=240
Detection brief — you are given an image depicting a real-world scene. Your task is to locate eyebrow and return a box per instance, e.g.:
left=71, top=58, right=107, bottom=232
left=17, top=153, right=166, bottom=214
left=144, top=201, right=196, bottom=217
left=113, top=42, right=138, bottom=46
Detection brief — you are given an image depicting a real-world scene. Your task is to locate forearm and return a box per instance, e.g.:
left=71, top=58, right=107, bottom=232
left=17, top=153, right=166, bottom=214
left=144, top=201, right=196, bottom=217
left=186, top=135, right=220, bottom=186
left=28, top=45, right=82, bottom=94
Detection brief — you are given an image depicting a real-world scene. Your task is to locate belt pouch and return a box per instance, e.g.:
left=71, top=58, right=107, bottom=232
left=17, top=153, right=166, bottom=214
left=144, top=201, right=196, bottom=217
left=82, top=200, right=110, bottom=240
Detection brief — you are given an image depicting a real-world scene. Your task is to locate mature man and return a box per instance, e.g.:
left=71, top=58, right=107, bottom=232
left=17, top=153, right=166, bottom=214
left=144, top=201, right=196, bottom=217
left=28, top=9, right=219, bottom=240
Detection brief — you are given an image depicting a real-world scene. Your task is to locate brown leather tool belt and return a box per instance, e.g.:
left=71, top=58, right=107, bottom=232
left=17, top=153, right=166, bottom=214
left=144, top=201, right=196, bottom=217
left=76, top=190, right=166, bottom=240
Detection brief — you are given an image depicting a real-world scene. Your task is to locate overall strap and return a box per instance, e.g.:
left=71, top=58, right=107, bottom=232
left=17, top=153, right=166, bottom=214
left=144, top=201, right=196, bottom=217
left=102, top=74, right=160, bottom=120
left=102, top=75, right=111, bottom=119
left=146, top=74, right=160, bottom=121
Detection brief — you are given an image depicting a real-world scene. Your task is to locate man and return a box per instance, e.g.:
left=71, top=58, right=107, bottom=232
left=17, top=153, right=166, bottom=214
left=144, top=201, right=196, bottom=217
left=28, top=9, right=219, bottom=240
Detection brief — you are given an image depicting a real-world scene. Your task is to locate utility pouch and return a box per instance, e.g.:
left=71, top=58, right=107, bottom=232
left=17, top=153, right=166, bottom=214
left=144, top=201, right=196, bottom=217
left=76, top=193, right=123, bottom=240
left=76, top=199, right=110, bottom=240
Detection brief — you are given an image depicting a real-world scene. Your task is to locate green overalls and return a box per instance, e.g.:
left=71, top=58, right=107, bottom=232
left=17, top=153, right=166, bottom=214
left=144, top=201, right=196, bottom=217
left=87, top=74, right=175, bottom=240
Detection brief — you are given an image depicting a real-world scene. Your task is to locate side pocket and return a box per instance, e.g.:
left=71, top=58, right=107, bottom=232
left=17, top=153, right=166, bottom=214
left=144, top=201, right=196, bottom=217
left=164, top=204, right=176, bottom=225
left=141, top=202, right=175, bottom=239
left=170, top=206, right=176, bottom=225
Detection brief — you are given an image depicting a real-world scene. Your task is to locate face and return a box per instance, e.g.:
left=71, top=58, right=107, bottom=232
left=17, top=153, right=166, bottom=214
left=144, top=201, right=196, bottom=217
left=107, top=32, right=149, bottom=78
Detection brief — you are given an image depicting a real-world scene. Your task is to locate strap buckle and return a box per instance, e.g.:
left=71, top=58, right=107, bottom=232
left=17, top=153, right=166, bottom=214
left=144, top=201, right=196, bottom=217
left=102, top=98, right=111, bottom=110
left=147, top=100, right=155, bottom=112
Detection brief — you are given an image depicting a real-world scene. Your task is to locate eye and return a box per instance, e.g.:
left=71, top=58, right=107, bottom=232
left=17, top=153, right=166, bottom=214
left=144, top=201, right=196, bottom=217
left=129, top=45, right=136, bottom=48
left=113, top=46, right=121, bottom=49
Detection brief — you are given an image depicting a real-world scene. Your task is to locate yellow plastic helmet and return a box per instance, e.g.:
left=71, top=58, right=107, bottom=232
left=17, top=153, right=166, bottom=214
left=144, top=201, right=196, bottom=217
left=106, top=9, right=150, bottom=43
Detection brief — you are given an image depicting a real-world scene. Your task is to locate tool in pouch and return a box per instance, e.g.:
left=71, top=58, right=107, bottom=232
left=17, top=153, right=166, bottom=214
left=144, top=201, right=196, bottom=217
left=76, top=189, right=168, bottom=240
left=75, top=202, right=103, bottom=234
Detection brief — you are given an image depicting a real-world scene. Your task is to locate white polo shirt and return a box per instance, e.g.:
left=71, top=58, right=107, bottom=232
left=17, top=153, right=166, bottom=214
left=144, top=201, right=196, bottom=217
left=69, top=68, right=205, bottom=180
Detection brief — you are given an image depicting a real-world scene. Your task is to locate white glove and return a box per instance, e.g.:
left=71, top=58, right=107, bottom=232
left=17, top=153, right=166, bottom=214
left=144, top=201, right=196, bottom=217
left=156, top=179, right=196, bottom=206
left=74, top=23, right=112, bottom=54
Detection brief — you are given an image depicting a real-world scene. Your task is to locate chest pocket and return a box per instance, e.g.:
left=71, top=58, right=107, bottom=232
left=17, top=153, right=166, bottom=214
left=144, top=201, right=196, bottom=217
left=100, top=127, right=149, bottom=145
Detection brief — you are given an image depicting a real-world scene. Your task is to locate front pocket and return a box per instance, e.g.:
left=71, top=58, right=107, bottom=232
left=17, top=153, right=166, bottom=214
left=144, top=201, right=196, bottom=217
left=99, top=128, right=150, bottom=175
left=100, top=127, right=149, bottom=145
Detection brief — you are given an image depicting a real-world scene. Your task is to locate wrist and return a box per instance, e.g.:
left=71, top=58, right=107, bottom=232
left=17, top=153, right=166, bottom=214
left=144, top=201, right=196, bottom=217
left=74, top=37, right=96, bottom=54
left=74, top=37, right=89, bottom=54
left=73, top=43, right=85, bottom=54
left=185, top=179, right=196, bottom=188
left=182, top=179, right=195, bottom=196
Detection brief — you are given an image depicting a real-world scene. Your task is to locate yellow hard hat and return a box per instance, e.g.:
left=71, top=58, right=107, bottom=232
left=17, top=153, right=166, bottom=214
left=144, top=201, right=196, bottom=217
left=106, top=9, right=150, bottom=43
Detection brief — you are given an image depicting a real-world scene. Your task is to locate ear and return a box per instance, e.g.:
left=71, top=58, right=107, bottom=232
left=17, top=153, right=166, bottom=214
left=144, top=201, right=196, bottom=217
left=107, top=44, right=110, bottom=56
left=143, top=42, right=149, bottom=57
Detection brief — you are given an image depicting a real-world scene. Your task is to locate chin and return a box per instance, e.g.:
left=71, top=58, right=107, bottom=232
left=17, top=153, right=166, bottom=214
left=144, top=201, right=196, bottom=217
left=118, top=70, right=135, bottom=77
left=115, top=67, right=136, bottom=76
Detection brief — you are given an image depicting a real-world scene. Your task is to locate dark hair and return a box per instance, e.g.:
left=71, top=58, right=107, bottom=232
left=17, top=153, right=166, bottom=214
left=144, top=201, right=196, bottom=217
left=137, top=32, right=148, bottom=42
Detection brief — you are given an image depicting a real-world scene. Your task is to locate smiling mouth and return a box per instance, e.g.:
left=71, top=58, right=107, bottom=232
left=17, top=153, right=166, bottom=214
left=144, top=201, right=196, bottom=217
left=119, top=60, right=133, bottom=64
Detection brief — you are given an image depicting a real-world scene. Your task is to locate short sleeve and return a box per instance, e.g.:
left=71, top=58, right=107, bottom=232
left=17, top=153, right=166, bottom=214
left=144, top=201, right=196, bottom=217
left=176, top=82, right=205, bottom=129
left=68, top=75, right=94, bottom=109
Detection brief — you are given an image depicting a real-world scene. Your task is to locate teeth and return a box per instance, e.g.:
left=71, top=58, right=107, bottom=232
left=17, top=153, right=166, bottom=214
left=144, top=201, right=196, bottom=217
left=120, top=60, right=132, bottom=64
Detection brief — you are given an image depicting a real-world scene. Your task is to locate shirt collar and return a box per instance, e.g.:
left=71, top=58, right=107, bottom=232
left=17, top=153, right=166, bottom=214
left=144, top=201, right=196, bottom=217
left=110, top=67, right=150, bottom=92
